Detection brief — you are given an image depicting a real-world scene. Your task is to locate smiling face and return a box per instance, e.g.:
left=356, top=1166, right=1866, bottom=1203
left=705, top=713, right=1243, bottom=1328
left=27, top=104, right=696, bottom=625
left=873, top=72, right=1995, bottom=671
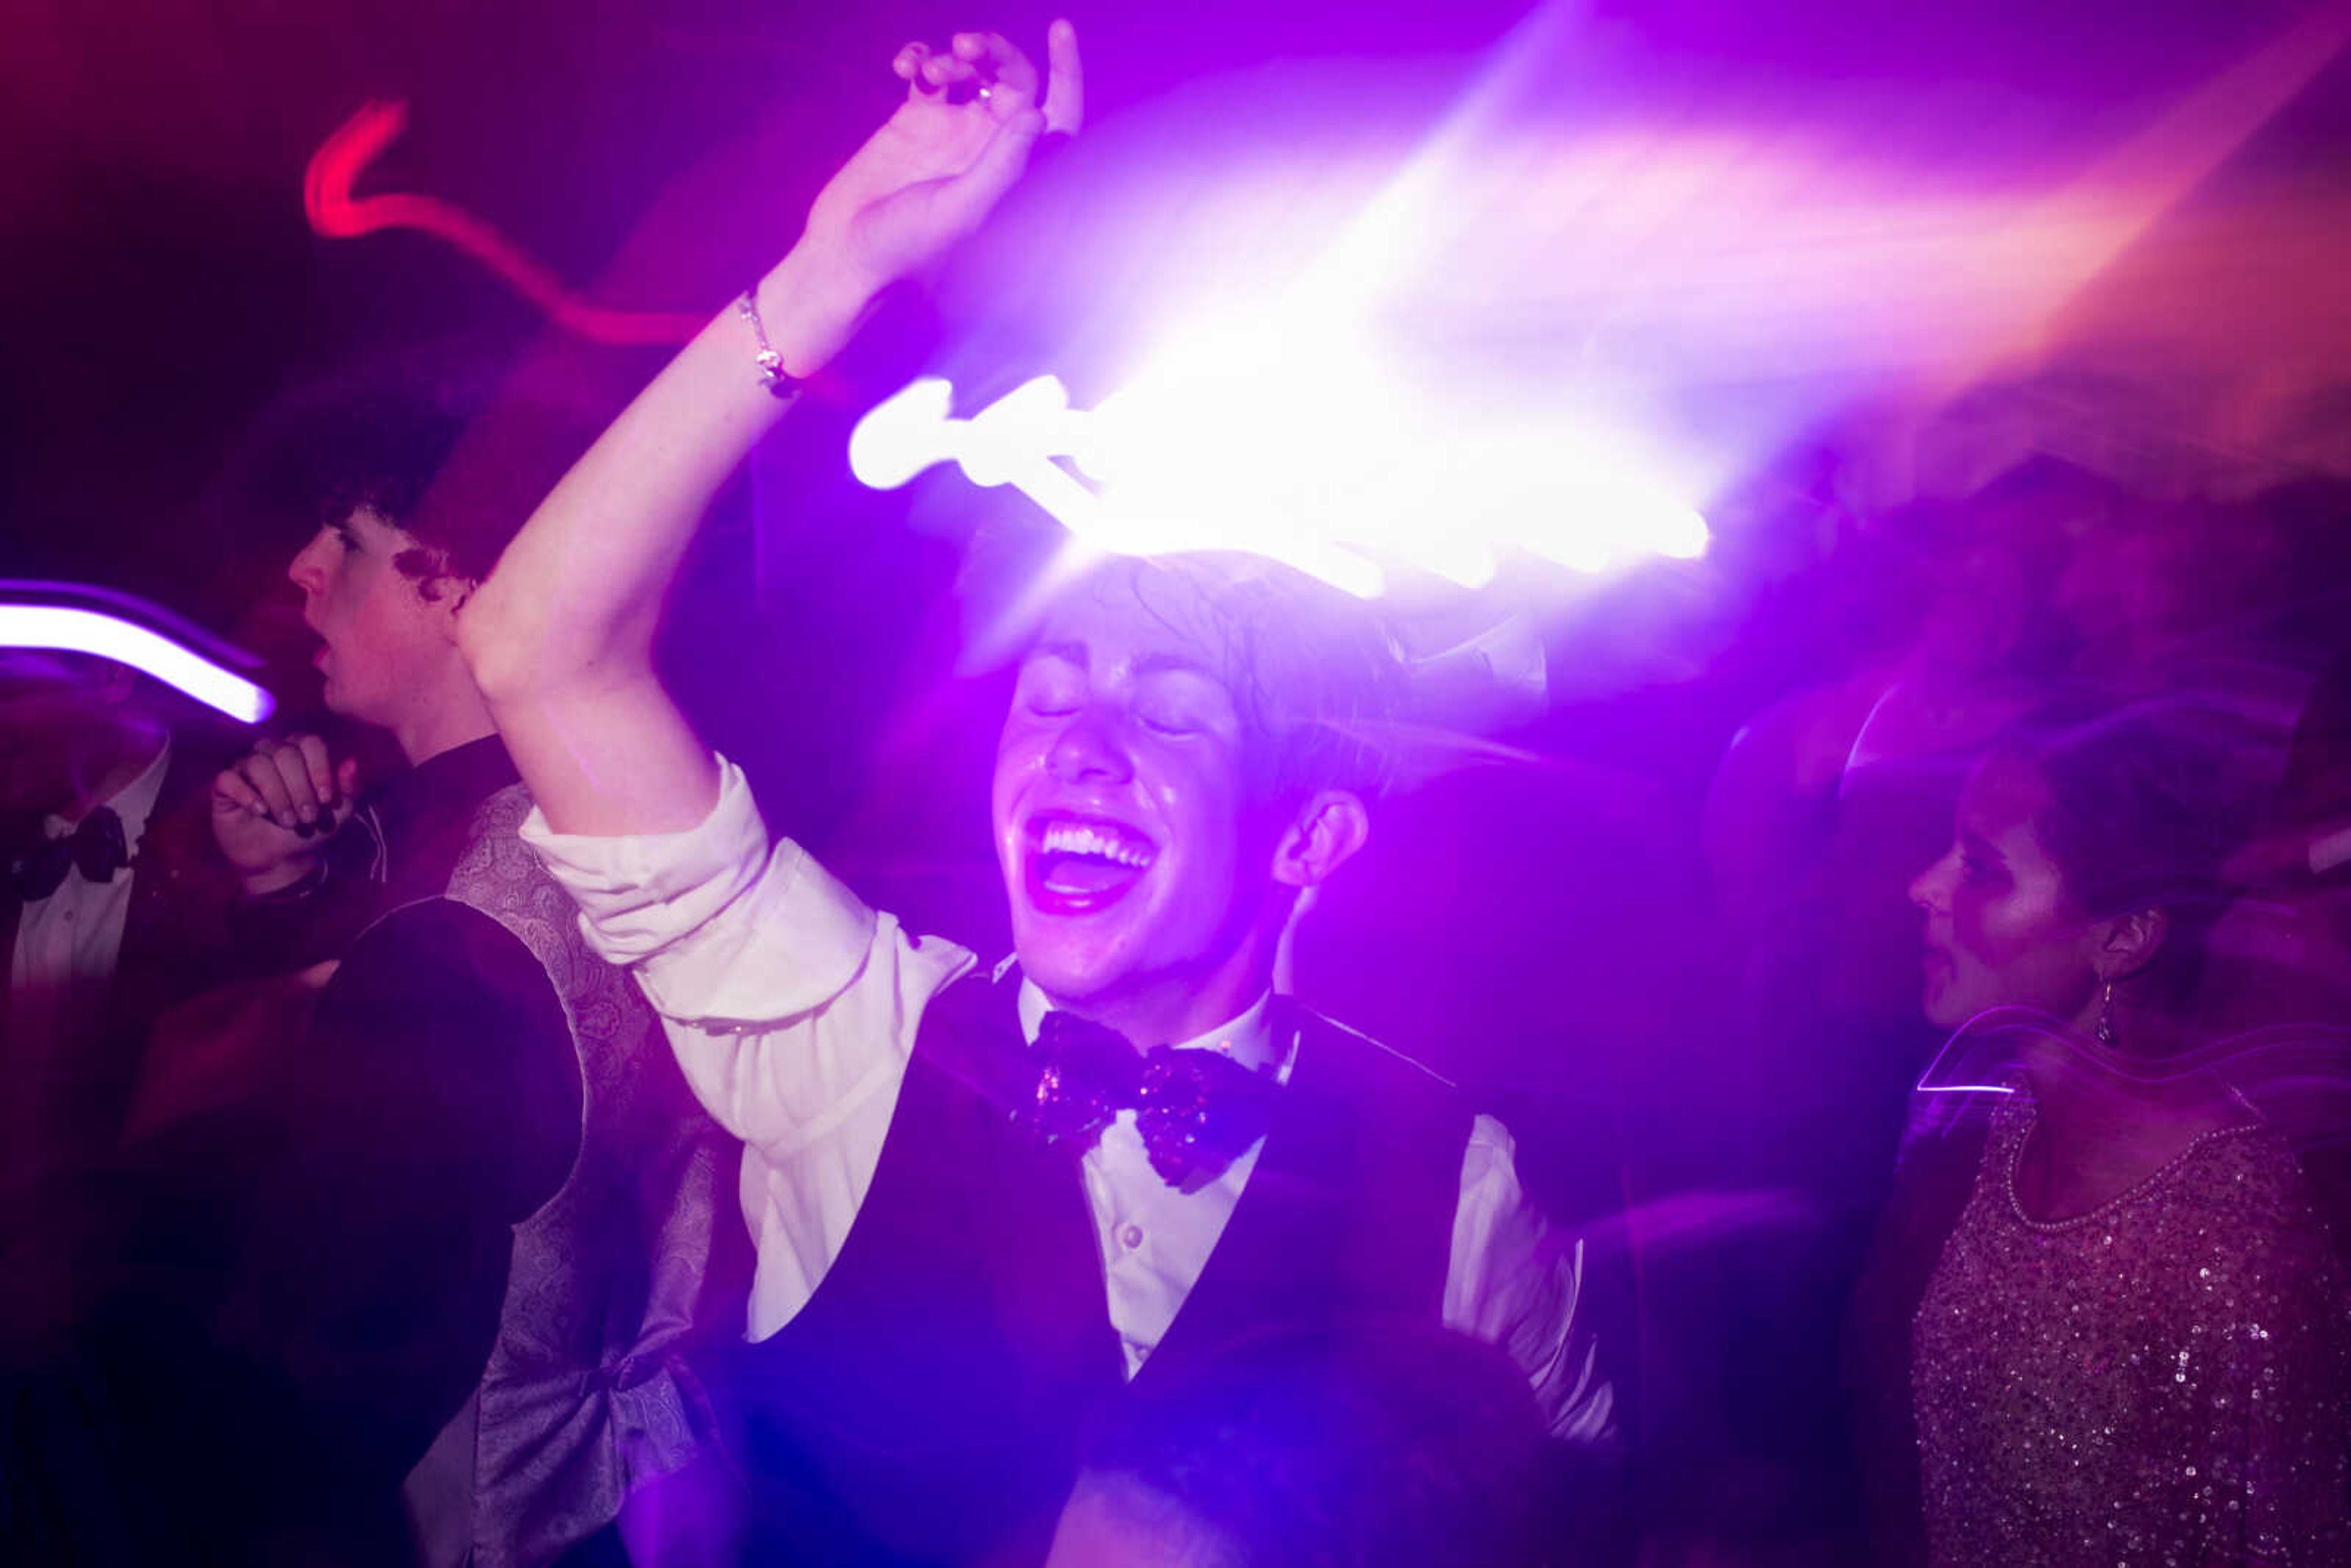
left=992, top=566, right=1307, bottom=1043
left=1910, top=752, right=2104, bottom=1033
left=286, top=505, right=462, bottom=733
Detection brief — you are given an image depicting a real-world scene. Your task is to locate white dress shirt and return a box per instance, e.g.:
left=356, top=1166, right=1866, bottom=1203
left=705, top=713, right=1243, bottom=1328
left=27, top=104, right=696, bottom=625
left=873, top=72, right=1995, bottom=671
left=522, top=754, right=1613, bottom=1441
left=10, top=737, right=172, bottom=1032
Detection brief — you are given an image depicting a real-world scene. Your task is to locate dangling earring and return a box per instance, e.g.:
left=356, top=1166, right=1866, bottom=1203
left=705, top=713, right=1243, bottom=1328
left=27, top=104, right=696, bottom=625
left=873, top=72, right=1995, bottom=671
left=2095, top=981, right=2118, bottom=1048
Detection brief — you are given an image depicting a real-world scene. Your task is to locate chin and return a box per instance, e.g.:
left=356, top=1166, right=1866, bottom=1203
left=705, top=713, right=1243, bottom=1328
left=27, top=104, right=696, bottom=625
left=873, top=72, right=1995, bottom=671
left=1013, top=927, right=1136, bottom=1005
left=1919, top=981, right=1966, bottom=1034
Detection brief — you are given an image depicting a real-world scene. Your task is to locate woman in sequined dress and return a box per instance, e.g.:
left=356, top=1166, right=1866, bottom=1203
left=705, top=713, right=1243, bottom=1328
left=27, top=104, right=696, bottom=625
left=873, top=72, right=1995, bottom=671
left=1850, top=698, right=2351, bottom=1567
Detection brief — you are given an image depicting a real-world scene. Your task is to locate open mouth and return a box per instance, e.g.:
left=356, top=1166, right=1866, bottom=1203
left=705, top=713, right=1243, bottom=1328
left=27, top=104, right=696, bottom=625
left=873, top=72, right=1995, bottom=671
left=1023, top=811, right=1158, bottom=917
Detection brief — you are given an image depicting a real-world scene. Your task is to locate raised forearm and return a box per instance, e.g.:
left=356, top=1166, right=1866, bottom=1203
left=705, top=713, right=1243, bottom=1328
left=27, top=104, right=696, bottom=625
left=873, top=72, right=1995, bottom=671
left=456, top=23, right=1074, bottom=836
left=460, top=245, right=871, bottom=703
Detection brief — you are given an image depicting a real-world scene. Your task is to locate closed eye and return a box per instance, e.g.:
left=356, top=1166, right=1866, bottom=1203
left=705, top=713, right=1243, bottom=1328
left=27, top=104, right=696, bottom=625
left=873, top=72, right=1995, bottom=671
left=1016, top=660, right=1084, bottom=718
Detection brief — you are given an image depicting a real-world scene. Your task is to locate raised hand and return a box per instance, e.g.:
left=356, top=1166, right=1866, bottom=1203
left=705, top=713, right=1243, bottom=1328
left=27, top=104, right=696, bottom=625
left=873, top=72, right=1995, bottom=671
left=211, top=733, right=362, bottom=895
left=799, top=20, right=1083, bottom=299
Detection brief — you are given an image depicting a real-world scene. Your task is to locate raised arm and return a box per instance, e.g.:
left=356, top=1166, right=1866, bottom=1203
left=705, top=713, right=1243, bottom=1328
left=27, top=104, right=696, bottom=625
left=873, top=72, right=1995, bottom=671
left=459, top=22, right=1081, bottom=836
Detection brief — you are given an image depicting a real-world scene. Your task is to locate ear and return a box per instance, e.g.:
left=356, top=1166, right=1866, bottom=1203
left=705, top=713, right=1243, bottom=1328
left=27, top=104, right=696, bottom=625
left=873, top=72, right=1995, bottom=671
left=394, top=544, right=477, bottom=622
left=418, top=569, right=483, bottom=630
left=433, top=576, right=483, bottom=627
left=2091, top=906, right=2169, bottom=983
left=1270, top=789, right=1370, bottom=890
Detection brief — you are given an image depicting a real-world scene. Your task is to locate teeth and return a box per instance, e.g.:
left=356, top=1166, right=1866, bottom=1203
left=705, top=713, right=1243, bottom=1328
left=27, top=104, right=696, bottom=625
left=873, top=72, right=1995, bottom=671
left=1039, top=819, right=1153, bottom=868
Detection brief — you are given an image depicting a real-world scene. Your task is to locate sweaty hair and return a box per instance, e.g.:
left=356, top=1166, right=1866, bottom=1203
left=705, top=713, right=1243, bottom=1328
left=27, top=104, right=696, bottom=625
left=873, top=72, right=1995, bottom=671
left=1133, top=555, right=1406, bottom=804
left=979, top=540, right=1408, bottom=806
left=1992, top=692, right=2267, bottom=1007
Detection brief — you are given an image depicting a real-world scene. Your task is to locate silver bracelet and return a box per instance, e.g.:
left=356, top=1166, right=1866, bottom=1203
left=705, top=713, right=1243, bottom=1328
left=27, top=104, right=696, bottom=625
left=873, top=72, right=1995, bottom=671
left=736, top=287, right=809, bottom=403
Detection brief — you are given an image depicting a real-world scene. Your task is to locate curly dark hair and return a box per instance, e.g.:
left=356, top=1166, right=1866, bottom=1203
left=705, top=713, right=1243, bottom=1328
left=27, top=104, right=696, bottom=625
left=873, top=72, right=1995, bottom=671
left=217, top=344, right=620, bottom=592
left=223, top=353, right=487, bottom=571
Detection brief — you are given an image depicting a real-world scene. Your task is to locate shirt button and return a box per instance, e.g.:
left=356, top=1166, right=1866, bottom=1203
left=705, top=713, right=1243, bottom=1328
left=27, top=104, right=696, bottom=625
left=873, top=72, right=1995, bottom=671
left=1119, top=1223, right=1144, bottom=1251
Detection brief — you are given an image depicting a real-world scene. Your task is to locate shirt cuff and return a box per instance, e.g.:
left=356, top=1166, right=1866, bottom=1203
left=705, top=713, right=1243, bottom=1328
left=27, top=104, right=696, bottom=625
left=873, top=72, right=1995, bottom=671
left=518, top=753, right=879, bottom=1024
left=520, top=756, right=770, bottom=951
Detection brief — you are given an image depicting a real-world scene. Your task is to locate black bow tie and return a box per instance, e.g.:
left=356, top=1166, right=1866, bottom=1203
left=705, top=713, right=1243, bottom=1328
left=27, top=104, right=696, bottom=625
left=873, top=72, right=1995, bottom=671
left=1027, top=1009, right=1280, bottom=1188
left=9, top=807, right=132, bottom=902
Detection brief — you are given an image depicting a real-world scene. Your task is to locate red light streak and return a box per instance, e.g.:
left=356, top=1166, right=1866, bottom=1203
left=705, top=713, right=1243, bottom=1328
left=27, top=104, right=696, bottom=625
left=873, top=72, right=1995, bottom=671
left=304, top=100, right=703, bottom=347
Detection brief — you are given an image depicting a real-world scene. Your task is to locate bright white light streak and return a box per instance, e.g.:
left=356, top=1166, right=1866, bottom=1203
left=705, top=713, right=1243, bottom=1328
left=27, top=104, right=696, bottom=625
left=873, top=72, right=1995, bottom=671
left=0, top=604, right=276, bottom=722
left=846, top=377, right=957, bottom=489
left=848, top=366, right=1707, bottom=601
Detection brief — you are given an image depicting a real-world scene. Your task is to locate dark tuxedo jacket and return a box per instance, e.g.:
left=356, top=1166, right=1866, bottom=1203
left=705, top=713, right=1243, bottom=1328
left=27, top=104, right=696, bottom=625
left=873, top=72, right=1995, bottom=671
left=0, top=745, right=247, bottom=1210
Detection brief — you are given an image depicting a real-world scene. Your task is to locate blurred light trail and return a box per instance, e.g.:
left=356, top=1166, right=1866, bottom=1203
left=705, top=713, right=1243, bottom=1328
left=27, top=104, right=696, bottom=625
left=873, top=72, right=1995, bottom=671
left=305, top=101, right=703, bottom=347
left=1936, top=1, right=2351, bottom=396
left=0, top=587, right=274, bottom=722
left=1387, top=2, right=2351, bottom=409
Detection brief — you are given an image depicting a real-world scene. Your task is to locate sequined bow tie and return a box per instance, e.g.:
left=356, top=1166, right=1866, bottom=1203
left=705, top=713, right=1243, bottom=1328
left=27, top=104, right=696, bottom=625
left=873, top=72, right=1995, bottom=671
left=9, top=807, right=130, bottom=902
left=1027, top=1009, right=1280, bottom=1188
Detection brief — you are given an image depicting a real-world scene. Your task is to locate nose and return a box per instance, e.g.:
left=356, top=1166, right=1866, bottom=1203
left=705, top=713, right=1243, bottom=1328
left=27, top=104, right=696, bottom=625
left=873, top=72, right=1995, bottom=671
left=287, top=531, right=330, bottom=598
left=1046, top=705, right=1133, bottom=786
left=1910, top=846, right=1957, bottom=915
left=288, top=541, right=329, bottom=601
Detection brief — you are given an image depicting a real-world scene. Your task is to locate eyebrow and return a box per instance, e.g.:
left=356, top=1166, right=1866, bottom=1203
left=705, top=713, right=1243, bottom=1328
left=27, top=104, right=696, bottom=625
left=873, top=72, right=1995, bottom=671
left=1022, top=642, right=1221, bottom=685
left=1132, top=651, right=1221, bottom=683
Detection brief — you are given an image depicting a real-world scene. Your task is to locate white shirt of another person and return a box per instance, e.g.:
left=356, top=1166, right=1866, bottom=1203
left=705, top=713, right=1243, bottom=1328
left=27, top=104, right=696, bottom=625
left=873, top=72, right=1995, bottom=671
left=9, top=736, right=171, bottom=1043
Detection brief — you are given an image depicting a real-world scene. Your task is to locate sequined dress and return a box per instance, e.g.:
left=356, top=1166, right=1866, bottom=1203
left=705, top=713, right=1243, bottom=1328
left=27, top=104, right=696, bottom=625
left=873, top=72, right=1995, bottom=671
left=1913, top=1090, right=2351, bottom=1567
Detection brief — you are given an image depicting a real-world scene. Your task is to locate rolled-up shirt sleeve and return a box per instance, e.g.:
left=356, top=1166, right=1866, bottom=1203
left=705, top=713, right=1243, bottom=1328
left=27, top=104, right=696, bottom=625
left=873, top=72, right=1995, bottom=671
left=521, top=754, right=973, bottom=1339
left=1444, top=1114, right=1616, bottom=1444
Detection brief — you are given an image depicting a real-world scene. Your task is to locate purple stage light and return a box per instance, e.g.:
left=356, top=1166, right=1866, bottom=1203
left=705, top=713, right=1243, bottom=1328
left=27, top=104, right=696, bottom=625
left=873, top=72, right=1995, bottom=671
left=0, top=589, right=274, bottom=723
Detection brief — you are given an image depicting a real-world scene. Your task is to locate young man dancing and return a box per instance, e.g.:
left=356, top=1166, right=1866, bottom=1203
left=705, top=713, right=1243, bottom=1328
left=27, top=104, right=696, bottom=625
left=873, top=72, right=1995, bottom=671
left=462, top=22, right=1611, bottom=1563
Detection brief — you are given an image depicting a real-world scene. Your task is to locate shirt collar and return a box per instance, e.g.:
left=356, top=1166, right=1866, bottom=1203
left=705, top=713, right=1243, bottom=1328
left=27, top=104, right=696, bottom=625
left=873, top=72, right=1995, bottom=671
left=43, top=735, right=171, bottom=854
left=1017, top=979, right=1289, bottom=1076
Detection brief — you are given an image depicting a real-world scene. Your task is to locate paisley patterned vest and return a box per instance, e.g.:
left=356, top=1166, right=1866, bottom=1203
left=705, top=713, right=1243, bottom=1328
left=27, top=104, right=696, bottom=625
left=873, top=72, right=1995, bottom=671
left=400, top=784, right=740, bottom=1568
